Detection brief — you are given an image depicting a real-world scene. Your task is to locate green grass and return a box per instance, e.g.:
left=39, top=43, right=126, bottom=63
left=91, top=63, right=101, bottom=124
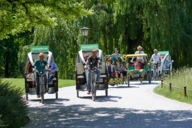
left=1, top=78, right=75, bottom=94
left=154, top=67, right=192, bottom=104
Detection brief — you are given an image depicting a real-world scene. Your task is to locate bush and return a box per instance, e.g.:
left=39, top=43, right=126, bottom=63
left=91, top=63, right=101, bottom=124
left=0, top=80, right=29, bottom=128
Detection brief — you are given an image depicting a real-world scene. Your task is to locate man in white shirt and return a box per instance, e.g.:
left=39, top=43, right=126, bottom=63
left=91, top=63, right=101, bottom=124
left=131, top=46, right=145, bottom=63
left=148, top=49, right=161, bottom=66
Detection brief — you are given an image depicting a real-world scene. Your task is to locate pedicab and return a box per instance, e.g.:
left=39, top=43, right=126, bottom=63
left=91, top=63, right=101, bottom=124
left=75, top=44, right=108, bottom=98
left=122, top=54, right=152, bottom=86
left=158, top=51, right=173, bottom=78
left=24, top=46, right=58, bottom=103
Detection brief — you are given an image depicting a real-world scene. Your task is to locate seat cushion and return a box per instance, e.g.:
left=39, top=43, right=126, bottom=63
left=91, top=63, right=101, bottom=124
left=77, top=75, right=84, bottom=79
left=100, top=74, right=107, bottom=78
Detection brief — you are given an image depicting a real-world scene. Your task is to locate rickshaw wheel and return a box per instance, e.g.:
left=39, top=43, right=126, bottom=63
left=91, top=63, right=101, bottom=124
left=127, top=78, right=130, bottom=87
left=56, top=92, right=58, bottom=99
left=41, top=93, right=44, bottom=104
left=105, top=90, right=108, bottom=96
left=148, top=73, right=151, bottom=84
left=26, top=94, right=28, bottom=100
left=77, top=91, right=79, bottom=97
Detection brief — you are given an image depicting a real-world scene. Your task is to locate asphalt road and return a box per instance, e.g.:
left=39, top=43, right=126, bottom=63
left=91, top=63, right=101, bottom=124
left=23, top=81, right=192, bottom=128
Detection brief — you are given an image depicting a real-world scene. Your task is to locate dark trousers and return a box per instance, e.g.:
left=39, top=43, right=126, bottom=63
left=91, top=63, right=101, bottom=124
left=35, top=72, right=47, bottom=95
left=48, top=73, right=55, bottom=83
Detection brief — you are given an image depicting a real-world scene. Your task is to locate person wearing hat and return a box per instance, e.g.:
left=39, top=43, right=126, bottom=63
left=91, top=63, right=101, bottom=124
left=131, top=45, right=145, bottom=63
left=111, top=48, right=124, bottom=64
left=33, top=52, right=49, bottom=98
left=86, top=50, right=101, bottom=94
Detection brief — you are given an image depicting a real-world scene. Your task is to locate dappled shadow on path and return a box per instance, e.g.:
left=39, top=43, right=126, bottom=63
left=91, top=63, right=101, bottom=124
left=24, top=103, right=192, bottom=128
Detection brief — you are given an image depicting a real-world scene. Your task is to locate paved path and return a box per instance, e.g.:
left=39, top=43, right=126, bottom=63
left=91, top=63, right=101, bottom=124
left=23, top=81, right=192, bottom=128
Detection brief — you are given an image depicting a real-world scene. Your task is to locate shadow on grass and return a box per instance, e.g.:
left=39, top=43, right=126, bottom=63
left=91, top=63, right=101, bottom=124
left=24, top=104, right=192, bottom=128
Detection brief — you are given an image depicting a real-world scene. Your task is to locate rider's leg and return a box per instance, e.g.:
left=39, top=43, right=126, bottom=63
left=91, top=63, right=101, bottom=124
left=139, top=69, right=146, bottom=79
left=48, top=73, right=55, bottom=83
left=44, top=74, right=48, bottom=90
left=87, top=71, right=91, bottom=93
left=95, top=69, right=100, bottom=86
left=96, top=69, right=100, bottom=82
left=35, top=72, right=40, bottom=96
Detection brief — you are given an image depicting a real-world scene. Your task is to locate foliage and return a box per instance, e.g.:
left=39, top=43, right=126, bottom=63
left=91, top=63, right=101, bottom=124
left=1, top=0, right=192, bottom=78
left=0, top=0, right=92, bottom=40
left=154, top=67, right=192, bottom=105
left=0, top=80, right=29, bottom=128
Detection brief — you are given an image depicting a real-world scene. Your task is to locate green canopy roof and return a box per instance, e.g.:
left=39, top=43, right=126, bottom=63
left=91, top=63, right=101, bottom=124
left=158, top=51, right=169, bottom=55
left=80, top=44, right=99, bottom=51
left=30, top=46, right=49, bottom=52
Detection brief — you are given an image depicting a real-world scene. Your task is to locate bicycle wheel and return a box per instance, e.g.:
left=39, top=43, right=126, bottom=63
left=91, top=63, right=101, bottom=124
left=41, top=93, right=44, bottom=104
left=92, top=82, right=96, bottom=101
left=153, top=69, right=157, bottom=80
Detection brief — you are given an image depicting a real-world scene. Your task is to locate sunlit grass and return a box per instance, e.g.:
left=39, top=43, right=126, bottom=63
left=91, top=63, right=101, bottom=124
left=1, top=78, right=75, bottom=94
left=154, top=67, right=192, bottom=104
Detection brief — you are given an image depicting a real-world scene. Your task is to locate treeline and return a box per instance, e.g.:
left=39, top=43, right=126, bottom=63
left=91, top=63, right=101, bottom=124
left=0, top=0, right=192, bottom=79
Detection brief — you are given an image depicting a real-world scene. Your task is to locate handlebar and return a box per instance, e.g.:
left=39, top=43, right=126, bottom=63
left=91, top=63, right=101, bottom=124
left=35, top=69, right=49, bottom=76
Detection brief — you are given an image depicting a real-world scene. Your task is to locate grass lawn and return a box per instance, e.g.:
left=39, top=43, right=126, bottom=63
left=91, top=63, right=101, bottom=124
left=154, top=67, right=192, bottom=105
left=1, top=78, right=75, bottom=94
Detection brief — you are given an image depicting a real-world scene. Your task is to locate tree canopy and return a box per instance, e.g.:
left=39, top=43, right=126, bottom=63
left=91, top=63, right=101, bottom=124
left=0, top=0, right=192, bottom=78
left=0, top=0, right=92, bottom=40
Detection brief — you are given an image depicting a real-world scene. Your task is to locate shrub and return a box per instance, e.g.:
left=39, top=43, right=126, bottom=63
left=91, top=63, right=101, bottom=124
left=0, top=80, right=29, bottom=128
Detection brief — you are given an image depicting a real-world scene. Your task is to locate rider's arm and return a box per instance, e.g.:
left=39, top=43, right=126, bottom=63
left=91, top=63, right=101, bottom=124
left=148, top=55, right=153, bottom=65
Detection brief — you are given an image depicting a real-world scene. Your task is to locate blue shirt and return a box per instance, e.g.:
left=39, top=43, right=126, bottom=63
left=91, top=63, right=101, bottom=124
left=49, top=61, right=59, bottom=73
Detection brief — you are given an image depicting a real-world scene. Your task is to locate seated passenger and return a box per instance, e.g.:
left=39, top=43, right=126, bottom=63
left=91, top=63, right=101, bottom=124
left=130, top=57, right=146, bottom=80
left=111, top=48, right=124, bottom=65
left=106, top=59, right=114, bottom=78
left=83, top=54, right=89, bottom=85
left=131, top=46, right=145, bottom=63
left=163, top=56, right=172, bottom=70
left=25, top=60, right=35, bottom=86
left=114, top=60, right=127, bottom=80
left=48, top=57, right=59, bottom=84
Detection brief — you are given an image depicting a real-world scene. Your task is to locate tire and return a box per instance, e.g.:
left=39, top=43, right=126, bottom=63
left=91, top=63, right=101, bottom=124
left=56, top=92, right=58, bottom=99
left=92, top=83, right=96, bottom=101
left=41, top=93, right=44, bottom=104
left=153, top=70, right=157, bottom=81
left=127, top=76, right=130, bottom=87
left=148, top=73, right=151, bottom=84
left=77, top=90, right=79, bottom=98
left=105, top=89, right=108, bottom=96
left=26, top=93, right=28, bottom=100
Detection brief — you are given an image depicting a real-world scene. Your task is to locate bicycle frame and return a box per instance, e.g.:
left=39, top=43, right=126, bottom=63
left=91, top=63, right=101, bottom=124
left=151, top=63, right=159, bottom=80
left=89, top=69, right=98, bottom=101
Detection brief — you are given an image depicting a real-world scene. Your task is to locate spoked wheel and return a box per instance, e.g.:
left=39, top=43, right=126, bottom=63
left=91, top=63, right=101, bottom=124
left=41, top=93, right=44, bottom=104
left=77, top=90, right=79, bottom=98
left=92, top=83, right=96, bottom=101
left=26, top=93, right=28, bottom=100
left=127, top=76, right=130, bottom=87
left=105, top=90, right=108, bottom=96
left=153, top=70, right=157, bottom=81
left=56, top=92, right=58, bottom=99
left=147, top=73, right=151, bottom=84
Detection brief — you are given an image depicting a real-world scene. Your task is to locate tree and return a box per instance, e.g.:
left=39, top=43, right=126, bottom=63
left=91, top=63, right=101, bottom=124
left=0, top=0, right=92, bottom=40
